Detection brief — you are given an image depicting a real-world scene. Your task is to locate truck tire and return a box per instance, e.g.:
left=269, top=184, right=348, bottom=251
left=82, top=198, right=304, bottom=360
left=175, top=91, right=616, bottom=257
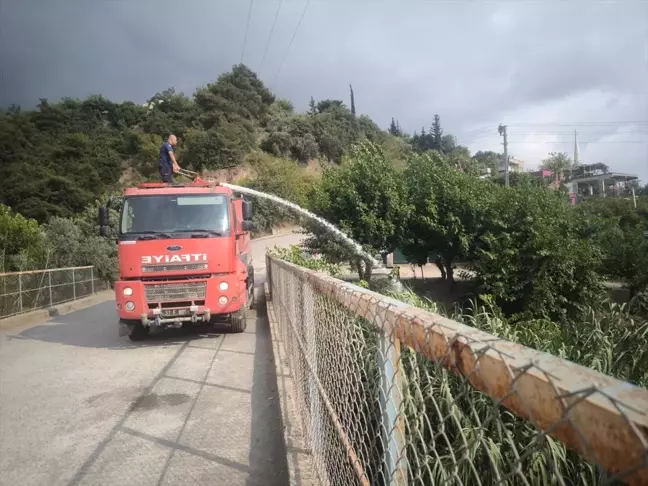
left=248, top=285, right=256, bottom=310
left=230, top=307, right=247, bottom=333
left=126, top=321, right=149, bottom=341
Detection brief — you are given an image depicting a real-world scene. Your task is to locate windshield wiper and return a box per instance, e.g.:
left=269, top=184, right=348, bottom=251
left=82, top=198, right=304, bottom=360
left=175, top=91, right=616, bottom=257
left=135, top=231, right=173, bottom=240
left=175, top=229, right=223, bottom=237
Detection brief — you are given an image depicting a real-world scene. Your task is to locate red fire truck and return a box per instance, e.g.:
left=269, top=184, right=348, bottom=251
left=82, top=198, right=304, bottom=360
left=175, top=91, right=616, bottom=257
left=98, top=178, right=254, bottom=341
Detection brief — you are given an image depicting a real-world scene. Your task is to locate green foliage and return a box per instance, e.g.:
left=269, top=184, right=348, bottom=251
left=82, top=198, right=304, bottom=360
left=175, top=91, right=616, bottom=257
left=541, top=151, right=573, bottom=176
left=578, top=197, right=648, bottom=297
left=471, top=185, right=604, bottom=320
left=183, top=122, right=255, bottom=171
left=388, top=288, right=647, bottom=484
left=0, top=199, right=118, bottom=280
left=304, top=141, right=408, bottom=278
left=237, top=152, right=316, bottom=235
left=472, top=150, right=501, bottom=175
left=402, top=152, right=494, bottom=281
left=0, top=204, right=46, bottom=272
left=267, top=244, right=341, bottom=276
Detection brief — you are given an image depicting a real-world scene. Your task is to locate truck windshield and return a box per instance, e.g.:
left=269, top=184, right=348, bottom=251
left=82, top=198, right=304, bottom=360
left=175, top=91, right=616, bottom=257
left=120, top=195, right=230, bottom=236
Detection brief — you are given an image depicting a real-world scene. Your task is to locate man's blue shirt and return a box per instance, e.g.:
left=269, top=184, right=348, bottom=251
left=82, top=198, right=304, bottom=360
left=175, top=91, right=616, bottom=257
left=159, top=142, right=174, bottom=170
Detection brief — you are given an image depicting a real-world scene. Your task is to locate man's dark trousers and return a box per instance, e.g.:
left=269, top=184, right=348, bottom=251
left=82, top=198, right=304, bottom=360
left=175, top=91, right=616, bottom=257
left=160, top=167, right=174, bottom=183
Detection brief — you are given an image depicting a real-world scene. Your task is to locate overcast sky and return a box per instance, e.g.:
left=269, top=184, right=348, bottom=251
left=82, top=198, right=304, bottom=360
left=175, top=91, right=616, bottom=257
left=1, top=0, right=647, bottom=180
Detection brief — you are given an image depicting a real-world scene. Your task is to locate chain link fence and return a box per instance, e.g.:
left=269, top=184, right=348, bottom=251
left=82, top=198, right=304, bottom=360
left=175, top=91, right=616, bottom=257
left=266, top=255, right=648, bottom=486
left=0, top=266, right=107, bottom=319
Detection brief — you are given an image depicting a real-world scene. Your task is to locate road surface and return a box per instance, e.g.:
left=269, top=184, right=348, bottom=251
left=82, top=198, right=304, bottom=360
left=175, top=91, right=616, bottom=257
left=0, top=232, right=304, bottom=486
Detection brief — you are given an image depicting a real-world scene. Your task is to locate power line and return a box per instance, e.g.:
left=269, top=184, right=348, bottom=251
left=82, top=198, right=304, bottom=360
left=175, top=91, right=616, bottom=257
left=241, top=0, right=254, bottom=64
left=260, top=0, right=283, bottom=69
left=508, top=130, right=648, bottom=135
left=271, top=0, right=310, bottom=89
left=508, top=141, right=648, bottom=144
left=507, top=121, right=648, bottom=127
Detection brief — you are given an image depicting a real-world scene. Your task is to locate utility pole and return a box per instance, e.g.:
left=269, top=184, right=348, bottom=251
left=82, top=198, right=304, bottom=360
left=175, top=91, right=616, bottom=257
left=498, top=124, right=509, bottom=186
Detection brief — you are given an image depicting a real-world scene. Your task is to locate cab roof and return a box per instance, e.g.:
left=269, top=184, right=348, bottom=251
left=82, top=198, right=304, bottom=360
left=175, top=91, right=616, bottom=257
left=124, top=180, right=232, bottom=197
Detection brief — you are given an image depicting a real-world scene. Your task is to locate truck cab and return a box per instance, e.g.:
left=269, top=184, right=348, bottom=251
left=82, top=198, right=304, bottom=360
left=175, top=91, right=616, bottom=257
left=99, top=179, right=254, bottom=341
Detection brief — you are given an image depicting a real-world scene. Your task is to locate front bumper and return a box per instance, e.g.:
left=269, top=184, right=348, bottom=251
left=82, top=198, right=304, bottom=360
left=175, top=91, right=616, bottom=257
left=114, top=275, right=246, bottom=326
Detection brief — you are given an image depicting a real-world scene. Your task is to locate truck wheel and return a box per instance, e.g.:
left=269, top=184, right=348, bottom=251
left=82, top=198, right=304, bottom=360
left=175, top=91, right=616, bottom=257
left=230, top=307, right=247, bottom=333
left=128, top=322, right=149, bottom=341
left=248, top=285, right=256, bottom=310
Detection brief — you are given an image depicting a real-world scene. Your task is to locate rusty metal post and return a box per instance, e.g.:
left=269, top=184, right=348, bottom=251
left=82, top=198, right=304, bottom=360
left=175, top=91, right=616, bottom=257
left=72, top=269, right=76, bottom=300
left=91, top=267, right=95, bottom=295
left=379, top=332, right=408, bottom=486
left=48, top=271, right=53, bottom=307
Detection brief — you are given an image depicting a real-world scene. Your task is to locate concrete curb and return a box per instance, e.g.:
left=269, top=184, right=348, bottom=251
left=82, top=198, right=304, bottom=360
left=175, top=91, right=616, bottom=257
left=265, top=282, right=316, bottom=486
left=0, top=290, right=114, bottom=333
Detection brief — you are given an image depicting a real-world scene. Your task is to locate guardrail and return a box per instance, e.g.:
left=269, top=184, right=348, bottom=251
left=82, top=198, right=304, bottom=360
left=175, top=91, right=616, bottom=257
left=0, top=266, right=105, bottom=319
left=266, top=255, right=648, bottom=486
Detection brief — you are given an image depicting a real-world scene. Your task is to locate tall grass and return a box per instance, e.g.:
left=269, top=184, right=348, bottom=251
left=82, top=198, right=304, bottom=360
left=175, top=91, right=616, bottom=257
left=272, top=250, right=647, bottom=485
left=387, top=287, right=647, bottom=485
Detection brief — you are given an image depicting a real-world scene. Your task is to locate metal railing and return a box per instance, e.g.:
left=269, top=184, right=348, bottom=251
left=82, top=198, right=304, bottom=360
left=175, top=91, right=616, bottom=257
left=0, top=266, right=105, bottom=319
left=266, top=255, right=648, bottom=486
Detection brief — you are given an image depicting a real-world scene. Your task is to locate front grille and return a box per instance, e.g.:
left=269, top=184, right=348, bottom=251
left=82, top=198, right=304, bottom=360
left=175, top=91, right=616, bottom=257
left=144, top=282, right=206, bottom=302
left=142, top=263, right=208, bottom=273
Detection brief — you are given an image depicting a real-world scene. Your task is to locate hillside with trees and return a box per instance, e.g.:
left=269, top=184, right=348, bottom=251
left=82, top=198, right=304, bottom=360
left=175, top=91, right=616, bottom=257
left=1, top=63, right=647, bottom=325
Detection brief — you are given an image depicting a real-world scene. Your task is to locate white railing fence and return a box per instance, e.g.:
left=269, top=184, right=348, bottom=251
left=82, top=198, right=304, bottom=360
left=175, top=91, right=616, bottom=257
left=0, top=266, right=106, bottom=319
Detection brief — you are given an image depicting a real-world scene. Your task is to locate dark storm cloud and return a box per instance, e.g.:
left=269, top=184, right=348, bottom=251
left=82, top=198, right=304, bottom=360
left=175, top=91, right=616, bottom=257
left=1, top=0, right=647, bottom=175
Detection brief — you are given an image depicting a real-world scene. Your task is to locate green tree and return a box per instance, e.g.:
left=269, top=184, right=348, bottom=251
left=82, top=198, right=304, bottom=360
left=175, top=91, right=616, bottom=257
left=430, top=114, right=443, bottom=151
left=472, top=185, right=604, bottom=320
left=472, top=150, right=502, bottom=175
left=0, top=204, right=45, bottom=272
left=237, top=152, right=316, bottom=235
left=541, top=152, right=573, bottom=178
left=306, top=141, right=408, bottom=280
left=403, top=152, right=493, bottom=282
left=349, top=84, right=356, bottom=116
left=388, top=118, right=402, bottom=137
left=578, top=197, right=648, bottom=299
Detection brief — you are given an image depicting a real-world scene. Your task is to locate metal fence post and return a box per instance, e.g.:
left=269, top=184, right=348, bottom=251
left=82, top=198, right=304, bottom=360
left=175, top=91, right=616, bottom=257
left=48, top=270, right=53, bottom=307
left=72, top=269, right=76, bottom=300
left=91, top=267, right=95, bottom=295
left=379, top=332, right=408, bottom=486
left=266, top=255, right=272, bottom=300
left=18, top=273, right=23, bottom=313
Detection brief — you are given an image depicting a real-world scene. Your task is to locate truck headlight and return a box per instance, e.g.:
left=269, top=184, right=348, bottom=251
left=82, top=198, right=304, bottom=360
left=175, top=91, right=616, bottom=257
left=218, top=296, right=228, bottom=306
left=123, top=287, right=133, bottom=296
left=219, top=282, right=229, bottom=291
left=125, top=301, right=135, bottom=311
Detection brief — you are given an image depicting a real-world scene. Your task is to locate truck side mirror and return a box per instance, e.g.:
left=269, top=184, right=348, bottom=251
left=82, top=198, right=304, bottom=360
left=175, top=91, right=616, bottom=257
left=98, top=207, right=111, bottom=237
left=242, top=200, right=253, bottom=221
left=99, top=207, right=110, bottom=227
left=241, top=220, right=252, bottom=232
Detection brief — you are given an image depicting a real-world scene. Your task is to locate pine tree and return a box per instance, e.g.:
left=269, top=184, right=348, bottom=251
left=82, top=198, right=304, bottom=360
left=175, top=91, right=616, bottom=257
left=431, top=114, right=443, bottom=151
left=349, top=84, right=356, bottom=116
left=309, top=96, right=317, bottom=115
left=389, top=117, right=402, bottom=136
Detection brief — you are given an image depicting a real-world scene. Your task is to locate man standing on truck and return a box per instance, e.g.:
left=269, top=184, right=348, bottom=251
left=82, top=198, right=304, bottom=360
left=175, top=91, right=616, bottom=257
left=159, top=134, right=181, bottom=183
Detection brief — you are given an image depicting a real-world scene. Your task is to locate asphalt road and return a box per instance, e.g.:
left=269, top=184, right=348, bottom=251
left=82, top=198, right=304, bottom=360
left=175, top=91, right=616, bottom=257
left=0, top=232, right=304, bottom=486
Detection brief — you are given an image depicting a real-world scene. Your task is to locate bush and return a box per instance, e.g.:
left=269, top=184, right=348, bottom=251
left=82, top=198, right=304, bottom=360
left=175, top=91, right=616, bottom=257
left=304, top=141, right=408, bottom=280
left=471, top=185, right=604, bottom=321
left=237, top=152, right=316, bottom=235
